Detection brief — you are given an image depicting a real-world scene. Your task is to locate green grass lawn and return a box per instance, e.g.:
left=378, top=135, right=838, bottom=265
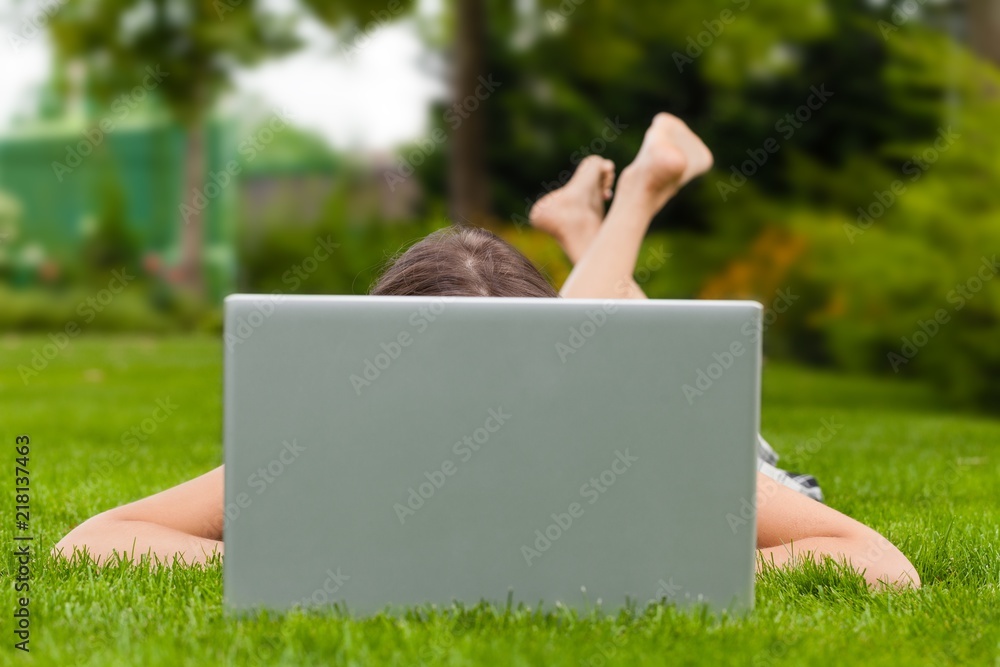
left=1, top=335, right=998, bottom=666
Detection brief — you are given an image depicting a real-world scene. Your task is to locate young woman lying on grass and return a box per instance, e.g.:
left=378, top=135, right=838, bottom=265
left=54, top=113, right=920, bottom=589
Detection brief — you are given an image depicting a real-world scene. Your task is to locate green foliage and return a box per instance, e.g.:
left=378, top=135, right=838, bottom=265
left=422, top=0, right=999, bottom=409
left=763, top=34, right=1000, bottom=409
left=0, top=284, right=218, bottom=333
left=81, top=175, right=143, bottom=282
left=49, top=0, right=299, bottom=123
left=45, top=0, right=302, bottom=299
left=457, top=0, right=947, bottom=230
left=299, top=0, right=416, bottom=27
left=237, top=180, right=447, bottom=296
left=35, top=0, right=1000, bottom=408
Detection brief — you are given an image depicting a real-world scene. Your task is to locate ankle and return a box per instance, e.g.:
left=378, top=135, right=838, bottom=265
left=617, top=165, right=675, bottom=215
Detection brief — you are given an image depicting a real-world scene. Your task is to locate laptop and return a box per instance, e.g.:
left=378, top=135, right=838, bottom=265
left=223, top=295, right=761, bottom=614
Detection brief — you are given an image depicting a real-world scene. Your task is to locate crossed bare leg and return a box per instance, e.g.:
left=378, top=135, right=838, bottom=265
left=529, top=157, right=645, bottom=299
left=529, top=155, right=615, bottom=265
left=530, top=113, right=713, bottom=300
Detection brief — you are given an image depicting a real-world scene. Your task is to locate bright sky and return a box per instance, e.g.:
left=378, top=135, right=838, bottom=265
left=0, top=7, right=442, bottom=151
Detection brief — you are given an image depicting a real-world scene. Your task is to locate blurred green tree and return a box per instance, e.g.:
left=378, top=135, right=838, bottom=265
left=49, top=0, right=298, bottom=297
left=410, top=0, right=999, bottom=407
left=300, top=0, right=495, bottom=225
left=81, top=173, right=142, bottom=281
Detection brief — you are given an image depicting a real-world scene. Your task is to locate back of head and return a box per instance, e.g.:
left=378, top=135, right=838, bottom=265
left=371, top=226, right=559, bottom=298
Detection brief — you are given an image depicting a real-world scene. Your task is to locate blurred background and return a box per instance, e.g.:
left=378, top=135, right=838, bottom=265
left=0, top=0, right=998, bottom=408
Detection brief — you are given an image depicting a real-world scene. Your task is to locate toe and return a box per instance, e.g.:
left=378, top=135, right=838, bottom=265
left=599, top=160, right=616, bottom=199
left=600, top=158, right=616, bottom=182
left=574, top=155, right=606, bottom=181
left=565, top=155, right=607, bottom=195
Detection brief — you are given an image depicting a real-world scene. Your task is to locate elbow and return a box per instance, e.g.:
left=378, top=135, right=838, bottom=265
left=52, top=519, right=92, bottom=560
left=52, top=513, right=116, bottom=563
left=52, top=527, right=82, bottom=561
left=847, top=531, right=921, bottom=590
left=868, top=548, right=921, bottom=590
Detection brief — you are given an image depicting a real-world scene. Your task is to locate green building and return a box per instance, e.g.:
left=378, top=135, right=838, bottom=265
left=0, top=90, right=237, bottom=299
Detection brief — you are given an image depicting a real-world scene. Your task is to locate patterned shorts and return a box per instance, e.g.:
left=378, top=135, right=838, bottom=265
left=757, top=435, right=824, bottom=503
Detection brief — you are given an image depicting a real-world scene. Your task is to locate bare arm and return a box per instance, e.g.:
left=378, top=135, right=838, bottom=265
left=755, top=472, right=920, bottom=588
left=53, top=466, right=224, bottom=565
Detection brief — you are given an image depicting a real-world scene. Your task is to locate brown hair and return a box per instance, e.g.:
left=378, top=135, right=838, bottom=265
left=371, top=226, right=559, bottom=298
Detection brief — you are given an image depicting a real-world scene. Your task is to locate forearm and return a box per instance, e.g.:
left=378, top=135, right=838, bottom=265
left=758, top=537, right=920, bottom=589
left=54, top=517, right=223, bottom=566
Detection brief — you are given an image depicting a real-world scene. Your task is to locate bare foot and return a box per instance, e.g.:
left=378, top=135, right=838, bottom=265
left=530, top=155, right=616, bottom=263
left=620, top=113, right=713, bottom=212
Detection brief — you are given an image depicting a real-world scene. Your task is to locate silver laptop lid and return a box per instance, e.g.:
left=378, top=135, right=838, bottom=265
left=223, top=295, right=761, bottom=614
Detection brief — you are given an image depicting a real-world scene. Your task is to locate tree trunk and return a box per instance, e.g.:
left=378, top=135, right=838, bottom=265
left=180, top=121, right=206, bottom=296
left=966, top=0, right=1000, bottom=67
left=449, top=0, right=491, bottom=226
